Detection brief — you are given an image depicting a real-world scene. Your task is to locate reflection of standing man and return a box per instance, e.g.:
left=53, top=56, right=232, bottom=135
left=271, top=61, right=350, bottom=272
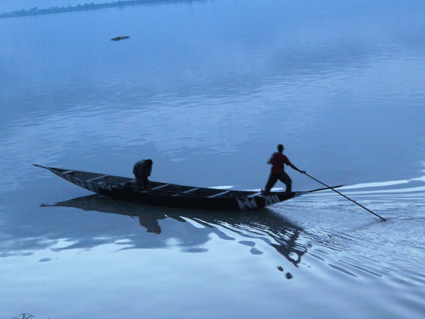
left=138, top=216, right=162, bottom=234
left=262, top=144, right=305, bottom=195
left=133, top=159, right=153, bottom=188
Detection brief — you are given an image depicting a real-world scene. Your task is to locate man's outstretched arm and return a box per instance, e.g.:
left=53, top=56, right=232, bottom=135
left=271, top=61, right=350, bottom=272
left=289, top=163, right=306, bottom=174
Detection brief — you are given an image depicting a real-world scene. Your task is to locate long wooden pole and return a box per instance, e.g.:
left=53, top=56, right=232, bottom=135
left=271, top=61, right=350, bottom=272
left=303, top=172, right=386, bottom=221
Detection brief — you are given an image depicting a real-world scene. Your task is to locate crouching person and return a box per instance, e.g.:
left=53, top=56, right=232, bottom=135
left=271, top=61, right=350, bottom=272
left=133, top=159, right=153, bottom=188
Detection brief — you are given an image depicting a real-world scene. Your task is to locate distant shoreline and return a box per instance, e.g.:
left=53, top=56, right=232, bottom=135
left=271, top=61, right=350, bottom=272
left=0, top=0, right=205, bottom=19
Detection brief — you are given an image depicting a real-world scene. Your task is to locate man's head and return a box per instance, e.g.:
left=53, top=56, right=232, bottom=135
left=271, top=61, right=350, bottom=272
left=277, top=144, right=284, bottom=153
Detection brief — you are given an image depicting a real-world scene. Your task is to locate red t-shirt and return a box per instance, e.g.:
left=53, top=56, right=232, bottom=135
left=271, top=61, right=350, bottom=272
left=269, top=152, right=291, bottom=173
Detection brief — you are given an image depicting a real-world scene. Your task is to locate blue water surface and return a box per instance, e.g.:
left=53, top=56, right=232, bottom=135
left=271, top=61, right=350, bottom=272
left=1, top=1, right=425, bottom=318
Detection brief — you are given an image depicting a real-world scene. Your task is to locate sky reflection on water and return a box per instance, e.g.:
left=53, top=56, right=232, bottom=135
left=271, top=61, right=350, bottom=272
left=3, top=184, right=425, bottom=319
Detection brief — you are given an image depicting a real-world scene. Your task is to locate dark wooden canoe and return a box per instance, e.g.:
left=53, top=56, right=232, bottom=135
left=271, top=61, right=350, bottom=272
left=34, top=164, right=340, bottom=211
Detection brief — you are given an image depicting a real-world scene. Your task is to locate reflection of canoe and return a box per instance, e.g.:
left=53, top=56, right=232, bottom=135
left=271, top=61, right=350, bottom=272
left=34, top=164, right=340, bottom=211
left=42, top=194, right=307, bottom=266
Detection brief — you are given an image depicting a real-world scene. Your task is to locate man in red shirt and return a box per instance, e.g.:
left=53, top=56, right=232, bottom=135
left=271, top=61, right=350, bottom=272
left=262, top=144, right=305, bottom=195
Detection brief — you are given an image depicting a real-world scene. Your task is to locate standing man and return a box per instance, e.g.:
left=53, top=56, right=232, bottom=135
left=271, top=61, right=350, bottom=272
left=262, top=144, right=305, bottom=195
left=133, top=159, right=153, bottom=188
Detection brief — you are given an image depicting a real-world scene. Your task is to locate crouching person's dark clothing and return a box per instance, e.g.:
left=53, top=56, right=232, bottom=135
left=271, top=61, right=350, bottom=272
left=133, top=159, right=153, bottom=188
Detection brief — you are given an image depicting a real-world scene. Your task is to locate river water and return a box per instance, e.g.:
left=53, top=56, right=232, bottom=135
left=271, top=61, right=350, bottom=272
left=1, top=1, right=425, bottom=318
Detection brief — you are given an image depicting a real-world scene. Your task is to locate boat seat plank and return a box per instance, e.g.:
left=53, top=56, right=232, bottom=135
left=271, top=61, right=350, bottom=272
left=247, top=192, right=261, bottom=198
left=151, top=184, right=170, bottom=190
left=182, top=187, right=199, bottom=193
left=172, top=187, right=199, bottom=197
left=87, top=175, right=108, bottom=182
left=208, top=190, right=230, bottom=198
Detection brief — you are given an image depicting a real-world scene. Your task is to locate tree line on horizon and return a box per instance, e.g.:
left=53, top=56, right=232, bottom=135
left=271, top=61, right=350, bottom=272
left=0, top=0, right=205, bottom=19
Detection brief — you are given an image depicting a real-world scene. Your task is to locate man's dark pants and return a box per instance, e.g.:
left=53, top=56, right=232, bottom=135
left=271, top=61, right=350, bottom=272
left=264, top=171, right=292, bottom=195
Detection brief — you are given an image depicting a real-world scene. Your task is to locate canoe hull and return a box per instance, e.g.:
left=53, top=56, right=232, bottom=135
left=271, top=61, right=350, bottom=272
left=34, top=164, right=331, bottom=211
left=101, top=184, right=295, bottom=211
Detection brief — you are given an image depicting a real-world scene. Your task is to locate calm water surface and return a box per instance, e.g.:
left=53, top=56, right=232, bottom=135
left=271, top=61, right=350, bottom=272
left=1, top=1, right=425, bottom=318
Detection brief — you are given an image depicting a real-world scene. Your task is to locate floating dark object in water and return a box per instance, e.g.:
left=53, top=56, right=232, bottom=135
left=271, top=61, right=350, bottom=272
left=111, top=36, right=130, bottom=41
